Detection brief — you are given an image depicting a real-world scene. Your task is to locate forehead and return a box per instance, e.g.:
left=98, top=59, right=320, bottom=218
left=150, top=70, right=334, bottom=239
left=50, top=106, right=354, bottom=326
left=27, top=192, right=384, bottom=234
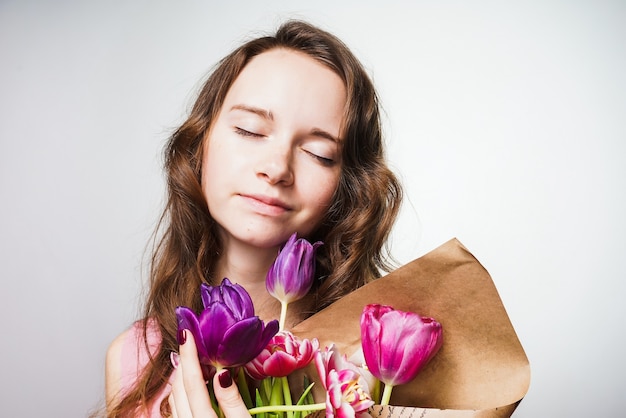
left=221, top=49, right=347, bottom=133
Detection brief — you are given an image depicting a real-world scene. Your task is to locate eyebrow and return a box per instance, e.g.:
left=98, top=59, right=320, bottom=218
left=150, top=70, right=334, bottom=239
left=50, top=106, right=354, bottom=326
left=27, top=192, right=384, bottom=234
left=230, top=104, right=274, bottom=121
left=230, top=104, right=341, bottom=143
left=310, top=128, right=341, bottom=143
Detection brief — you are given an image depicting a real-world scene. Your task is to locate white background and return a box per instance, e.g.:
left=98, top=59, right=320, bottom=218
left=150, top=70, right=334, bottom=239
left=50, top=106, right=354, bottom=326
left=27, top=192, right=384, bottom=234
left=1, top=1, right=624, bottom=417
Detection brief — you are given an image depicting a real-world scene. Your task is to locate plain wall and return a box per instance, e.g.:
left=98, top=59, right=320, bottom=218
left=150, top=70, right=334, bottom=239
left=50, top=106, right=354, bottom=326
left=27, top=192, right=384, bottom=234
left=1, top=1, right=624, bottom=416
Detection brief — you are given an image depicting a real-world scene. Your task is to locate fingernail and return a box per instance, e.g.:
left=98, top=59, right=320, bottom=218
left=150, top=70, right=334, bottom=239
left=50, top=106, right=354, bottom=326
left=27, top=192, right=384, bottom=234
left=218, top=370, right=232, bottom=388
left=170, top=352, right=180, bottom=369
left=177, top=329, right=187, bottom=345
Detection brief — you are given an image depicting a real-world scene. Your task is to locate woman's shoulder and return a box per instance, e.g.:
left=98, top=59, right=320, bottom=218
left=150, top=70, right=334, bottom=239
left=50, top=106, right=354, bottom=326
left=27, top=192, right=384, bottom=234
left=105, top=319, right=163, bottom=403
left=115, top=319, right=162, bottom=367
left=108, top=319, right=159, bottom=349
left=106, top=324, right=136, bottom=406
left=106, top=322, right=141, bottom=361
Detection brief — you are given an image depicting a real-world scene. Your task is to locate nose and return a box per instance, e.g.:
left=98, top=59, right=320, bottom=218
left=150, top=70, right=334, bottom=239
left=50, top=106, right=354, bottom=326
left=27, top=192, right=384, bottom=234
left=256, top=144, right=294, bottom=186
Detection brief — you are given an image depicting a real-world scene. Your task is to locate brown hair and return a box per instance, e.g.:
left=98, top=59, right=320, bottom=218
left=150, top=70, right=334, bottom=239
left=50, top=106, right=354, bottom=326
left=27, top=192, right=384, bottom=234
left=108, top=19, right=402, bottom=416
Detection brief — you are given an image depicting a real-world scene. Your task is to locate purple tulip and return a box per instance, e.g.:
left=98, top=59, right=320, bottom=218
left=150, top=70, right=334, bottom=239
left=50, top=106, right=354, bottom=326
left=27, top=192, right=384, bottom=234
left=360, top=304, right=443, bottom=387
left=176, top=278, right=279, bottom=378
left=266, top=233, right=322, bottom=304
left=199, top=278, right=255, bottom=319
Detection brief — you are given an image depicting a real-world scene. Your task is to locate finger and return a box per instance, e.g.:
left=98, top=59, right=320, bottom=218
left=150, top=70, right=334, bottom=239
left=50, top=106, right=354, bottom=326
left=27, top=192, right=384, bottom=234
left=180, top=330, right=218, bottom=418
left=213, top=369, right=251, bottom=417
left=168, top=391, right=179, bottom=418
left=169, top=362, right=193, bottom=418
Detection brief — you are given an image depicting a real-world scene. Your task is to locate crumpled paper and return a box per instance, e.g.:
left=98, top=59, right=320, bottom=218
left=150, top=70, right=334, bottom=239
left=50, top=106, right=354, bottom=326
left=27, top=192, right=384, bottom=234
left=292, top=238, right=530, bottom=417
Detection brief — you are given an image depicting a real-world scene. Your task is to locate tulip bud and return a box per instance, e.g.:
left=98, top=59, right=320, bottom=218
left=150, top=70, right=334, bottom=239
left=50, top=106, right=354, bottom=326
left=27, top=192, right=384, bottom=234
left=266, top=233, right=322, bottom=304
left=360, top=304, right=442, bottom=388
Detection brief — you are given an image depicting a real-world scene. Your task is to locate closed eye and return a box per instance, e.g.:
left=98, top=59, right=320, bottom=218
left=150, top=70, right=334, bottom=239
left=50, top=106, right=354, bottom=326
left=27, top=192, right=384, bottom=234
left=304, top=150, right=336, bottom=167
left=235, top=127, right=264, bottom=138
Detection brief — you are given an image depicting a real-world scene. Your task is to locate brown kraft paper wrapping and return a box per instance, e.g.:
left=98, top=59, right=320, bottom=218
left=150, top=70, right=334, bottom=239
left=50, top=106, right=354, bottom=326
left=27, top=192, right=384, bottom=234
left=292, top=238, right=530, bottom=417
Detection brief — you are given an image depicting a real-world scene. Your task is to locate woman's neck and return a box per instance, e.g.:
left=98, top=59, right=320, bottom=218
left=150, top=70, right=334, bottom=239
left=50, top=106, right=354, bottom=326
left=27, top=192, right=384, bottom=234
left=214, top=237, right=281, bottom=322
left=214, top=237, right=277, bottom=286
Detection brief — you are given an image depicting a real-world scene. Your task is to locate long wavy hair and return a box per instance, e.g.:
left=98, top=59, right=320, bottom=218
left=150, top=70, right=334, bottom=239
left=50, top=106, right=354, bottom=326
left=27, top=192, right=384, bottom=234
left=109, top=19, right=402, bottom=417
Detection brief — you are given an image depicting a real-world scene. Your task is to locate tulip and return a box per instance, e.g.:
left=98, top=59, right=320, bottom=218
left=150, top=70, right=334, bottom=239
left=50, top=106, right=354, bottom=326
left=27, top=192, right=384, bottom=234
left=360, top=304, right=442, bottom=405
left=200, top=277, right=254, bottom=319
left=315, top=345, right=374, bottom=418
left=266, top=233, right=322, bottom=330
left=176, top=278, right=279, bottom=379
left=245, top=331, right=320, bottom=380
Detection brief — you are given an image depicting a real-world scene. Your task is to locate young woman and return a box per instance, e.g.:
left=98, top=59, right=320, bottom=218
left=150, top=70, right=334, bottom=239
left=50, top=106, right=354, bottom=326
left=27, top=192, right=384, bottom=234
left=104, top=20, right=402, bottom=417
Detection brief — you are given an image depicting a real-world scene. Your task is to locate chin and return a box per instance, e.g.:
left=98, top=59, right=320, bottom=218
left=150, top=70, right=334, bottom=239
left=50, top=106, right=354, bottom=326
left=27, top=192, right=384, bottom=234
left=222, top=219, right=319, bottom=249
left=228, top=229, right=292, bottom=250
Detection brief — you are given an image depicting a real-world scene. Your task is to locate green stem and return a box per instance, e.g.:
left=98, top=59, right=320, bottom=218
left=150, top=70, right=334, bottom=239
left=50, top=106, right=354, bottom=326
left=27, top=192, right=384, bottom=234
left=380, top=383, right=394, bottom=406
left=371, top=378, right=381, bottom=404
left=248, top=402, right=326, bottom=416
left=213, top=366, right=224, bottom=418
left=279, top=301, right=289, bottom=331
left=281, top=376, right=294, bottom=418
left=237, top=368, right=253, bottom=408
left=269, top=377, right=284, bottom=406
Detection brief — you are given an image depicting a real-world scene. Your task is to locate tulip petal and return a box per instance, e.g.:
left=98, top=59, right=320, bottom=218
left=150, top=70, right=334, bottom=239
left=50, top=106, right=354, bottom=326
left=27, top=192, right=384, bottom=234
left=316, top=345, right=374, bottom=418
left=336, top=404, right=356, bottom=418
left=218, top=317, right=278, bottom=367
left=199, top=283, right=212, bottom=309
left=200, top=278, right=255, bottom=320
left=260, top=318, right=280, bottom=345
left=198, top=302, right=237, bottom=362
left=378, top=311, right=420, bottom=376
left=222, top=281, right=255, bottom=319
left=175, top=306, right=209, bottom=362
left=263, top=350, right=298, bottom=377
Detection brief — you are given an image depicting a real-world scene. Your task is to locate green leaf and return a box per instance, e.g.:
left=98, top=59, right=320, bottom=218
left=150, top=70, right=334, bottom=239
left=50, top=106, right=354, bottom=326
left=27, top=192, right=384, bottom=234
left=261, top=377, right=272, bottom=405
left=269, top=377, right=284, bottom=406
left=255, top=389, right=266, bottom=418
left=295, top=382, right=315, bottom=406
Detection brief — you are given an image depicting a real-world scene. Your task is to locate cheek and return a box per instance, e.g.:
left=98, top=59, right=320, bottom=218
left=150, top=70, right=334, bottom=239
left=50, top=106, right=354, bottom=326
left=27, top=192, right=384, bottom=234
left=306, top=172, right=340, bottom=211
left=201, top=141, right=228, bottom=203
left=202, top=134, right=234, bottom=182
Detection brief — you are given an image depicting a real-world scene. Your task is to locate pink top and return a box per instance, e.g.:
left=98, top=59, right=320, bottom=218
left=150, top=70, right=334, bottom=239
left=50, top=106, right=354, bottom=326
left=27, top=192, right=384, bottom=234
left=120, top=320, right=173, bottom=417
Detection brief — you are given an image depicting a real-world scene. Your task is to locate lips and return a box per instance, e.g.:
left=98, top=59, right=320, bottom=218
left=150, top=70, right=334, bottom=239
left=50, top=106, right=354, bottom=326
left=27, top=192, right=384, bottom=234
left=239, top=193, right=292, bottom=216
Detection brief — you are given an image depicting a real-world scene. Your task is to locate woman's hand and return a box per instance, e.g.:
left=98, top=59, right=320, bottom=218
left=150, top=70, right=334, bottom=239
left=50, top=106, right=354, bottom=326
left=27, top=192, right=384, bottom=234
left=168, top=330, right=251, bottom=418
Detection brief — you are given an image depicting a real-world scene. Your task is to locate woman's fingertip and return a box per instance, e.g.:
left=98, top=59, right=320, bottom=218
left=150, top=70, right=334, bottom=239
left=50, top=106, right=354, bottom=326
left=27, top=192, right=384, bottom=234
left=218, top=370, right=232, bottom=388
left=177, top=329, right=187, bottom=345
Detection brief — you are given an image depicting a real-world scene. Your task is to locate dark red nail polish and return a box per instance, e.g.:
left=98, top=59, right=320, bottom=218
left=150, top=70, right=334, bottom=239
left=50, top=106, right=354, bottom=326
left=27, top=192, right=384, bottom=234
left=177, top=329, right=187, bottom=345
left=218, top=370, right=232, bottom=388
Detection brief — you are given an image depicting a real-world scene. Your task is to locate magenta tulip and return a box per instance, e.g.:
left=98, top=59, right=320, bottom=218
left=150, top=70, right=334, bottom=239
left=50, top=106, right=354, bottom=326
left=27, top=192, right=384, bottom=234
left=245, top=331, right=319, bottom=380
left=360, top=304, right=442, bottom=388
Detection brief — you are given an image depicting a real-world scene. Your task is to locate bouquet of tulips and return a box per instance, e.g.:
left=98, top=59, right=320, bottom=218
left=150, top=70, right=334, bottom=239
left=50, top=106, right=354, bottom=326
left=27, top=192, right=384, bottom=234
left=175, top=233, right=443, bottom=417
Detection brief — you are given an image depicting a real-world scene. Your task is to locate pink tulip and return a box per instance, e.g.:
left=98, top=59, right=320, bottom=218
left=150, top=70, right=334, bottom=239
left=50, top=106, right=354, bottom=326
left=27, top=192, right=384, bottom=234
left=360, top=304, right=442, bottom=387
left=315, top=345, right=374, bottom=418
left=245, top=331, right=319, bottom=380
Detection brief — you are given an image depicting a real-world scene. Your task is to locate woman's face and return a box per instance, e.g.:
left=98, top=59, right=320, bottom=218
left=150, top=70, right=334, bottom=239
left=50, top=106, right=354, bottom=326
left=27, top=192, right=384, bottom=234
left=202, top=48, right=346, bottom=250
